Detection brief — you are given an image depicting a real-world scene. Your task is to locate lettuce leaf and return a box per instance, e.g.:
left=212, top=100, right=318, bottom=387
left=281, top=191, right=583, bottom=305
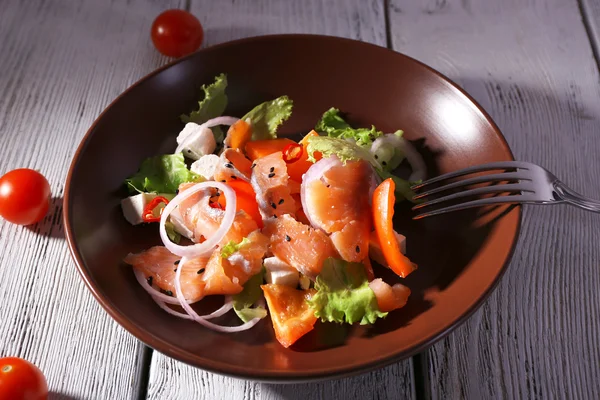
left=164, top=221, right=181, bottom=244
left=125, top=153, right=201, bottom=194
left=232, top=268, right=267, bottom=323
left=306, top=136, right=381, bottom=168
left=378, top=170, right=420, bottom=203
left=181, top=74, right=228, bottom=125
left=315, top=108, right=383, bottom=147
left=220, top=237, right=251, bottom=259
left=307, top=258, right=387, bottom=325
left=243, top=96, right=293, bottom=140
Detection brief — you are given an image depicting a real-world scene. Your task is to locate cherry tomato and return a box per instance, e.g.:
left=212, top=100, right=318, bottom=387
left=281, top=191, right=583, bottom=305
left=0, top=169, right=51, bottom=226
left=0, top=357, right=48, bottom=400
left=151, top=9, right=204, bottom=57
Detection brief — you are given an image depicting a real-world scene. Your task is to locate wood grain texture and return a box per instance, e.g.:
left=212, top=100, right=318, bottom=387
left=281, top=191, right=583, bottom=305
left=389, top=0, right=600, bottom=398
left=0, top=0, right=183, bottom=398
left=145, top=1, right=415, bottom=399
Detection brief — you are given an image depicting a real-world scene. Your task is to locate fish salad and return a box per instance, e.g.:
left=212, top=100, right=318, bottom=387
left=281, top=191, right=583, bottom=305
left=121, top=74, right=424, bottom=348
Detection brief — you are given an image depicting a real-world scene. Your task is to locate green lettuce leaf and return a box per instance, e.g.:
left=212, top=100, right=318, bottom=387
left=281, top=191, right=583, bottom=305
left=307, top=258, right=387, bottom=325
left=125, top=153, right=201, bottom=194
left=243, top=96, right=293, bottom=140
left=315, top=108, right=383, bottom=147
left=378, top=170, right=420, bottom=203
left=181, top=74, right=228, bottom=125
left=165, top=221, right=181, bottom=244
left=306, top=136, right=381, bottom=168
left=220, top=237, right=251, bottom=259
left=232, top=268, right=267, bottom=323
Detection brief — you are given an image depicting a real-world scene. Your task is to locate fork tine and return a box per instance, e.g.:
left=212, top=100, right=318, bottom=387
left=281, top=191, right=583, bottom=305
left=412, top=195, right=529, bottom=220
left=412, top=183, right=529, bottom=210
left=411, top=161, right=529, bottom=191
left=413, top=172, right=526, bottom=200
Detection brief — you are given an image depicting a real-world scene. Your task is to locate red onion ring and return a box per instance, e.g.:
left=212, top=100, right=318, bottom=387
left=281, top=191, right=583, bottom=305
left=174, top=257, right=264, bottom=332
left=152, top=296, right=234, bottom=321
left=159, top=181, right=236, bottom=258
left=133, top=268, right=194, bottom=305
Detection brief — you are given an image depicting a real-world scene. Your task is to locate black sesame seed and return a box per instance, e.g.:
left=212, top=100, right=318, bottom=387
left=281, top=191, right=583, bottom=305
left=165, top=290, right=173, bottom=296
left=175, top=189, right=179, bottom=194
left=173, top=268, right=177, bottom=272
left=382, top=161, right=387, bottom=166
left=174, top=260, right=180, bottom=265
left=273, top=214, right=278, bottom=219
left=374, top=154, right=378, bottom=159
left=224, top=163, right=234, bottom=169
left=269, top=167, right=275, bottom=173
left=231, top=175, right=237, bottom=179
left=271, top=202, right=277, bottom=209
left=251, top=163, right=256, bottom=169
left=268, top=172, right=275, bottom=178
left=285, top=235, right=291, bottom=242
left=197, top=268, right=205, bottom=274
left=278, top=199, right=284, bottom=205
left=147, top=276, right=153, bottom=286
left=355, top=245, right=360, bottom=253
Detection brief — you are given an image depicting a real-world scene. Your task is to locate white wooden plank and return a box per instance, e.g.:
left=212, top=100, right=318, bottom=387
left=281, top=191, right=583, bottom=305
left=389, top=0, right=600, bottom=398
left=146, top=1, right=416, bottom=399
left=0, top=0, right=183, bottom=398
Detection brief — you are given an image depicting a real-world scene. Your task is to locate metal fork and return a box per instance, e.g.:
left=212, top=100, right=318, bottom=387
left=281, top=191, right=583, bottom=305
left=411, top=161, right=600, bottom=219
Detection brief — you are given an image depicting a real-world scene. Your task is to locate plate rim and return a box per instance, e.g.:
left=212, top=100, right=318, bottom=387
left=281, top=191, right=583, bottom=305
left=63, top=33, right=522, bottom=382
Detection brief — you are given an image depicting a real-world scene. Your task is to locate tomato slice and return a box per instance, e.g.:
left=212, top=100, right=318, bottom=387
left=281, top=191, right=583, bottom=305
left=261, top=284, right=317, bottom=348
left=372, top=178, right=417, bottom=278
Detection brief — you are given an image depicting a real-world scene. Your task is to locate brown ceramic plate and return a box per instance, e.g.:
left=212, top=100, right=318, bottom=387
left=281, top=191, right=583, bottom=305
left=64, top=35, right=520, bottom=382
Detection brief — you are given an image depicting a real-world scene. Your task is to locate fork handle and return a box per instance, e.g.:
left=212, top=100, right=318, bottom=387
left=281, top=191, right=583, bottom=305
left=554, top=181, right=600, bottom=213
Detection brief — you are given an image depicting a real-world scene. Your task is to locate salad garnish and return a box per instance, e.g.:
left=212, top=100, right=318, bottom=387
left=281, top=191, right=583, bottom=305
left=121, top=73, right=424, bottom=347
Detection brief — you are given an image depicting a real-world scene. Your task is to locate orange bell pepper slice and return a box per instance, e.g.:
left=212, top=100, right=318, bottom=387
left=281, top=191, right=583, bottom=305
left=217, top=180, right=263, bottom=228
left=372, top=178, right=417, bottom=278
left=245, top=138, right=296, bottom=161
left=225, top=120, right=252, bottom=150
left=286, top=130, right=321, bottom=182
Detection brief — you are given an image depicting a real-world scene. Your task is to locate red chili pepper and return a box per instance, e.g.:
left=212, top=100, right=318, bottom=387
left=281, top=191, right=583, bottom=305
left=209, top=201, right=224, bottom=210
left=142, top=196, right=170, bottom=223
left=282, top=143, right=303, bottom=164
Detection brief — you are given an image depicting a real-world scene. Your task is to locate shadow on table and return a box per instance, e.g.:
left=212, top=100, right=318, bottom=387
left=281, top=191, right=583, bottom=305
left=25, top=196, right=64, bottom=239
left=48, top=392, right=84, bottom=400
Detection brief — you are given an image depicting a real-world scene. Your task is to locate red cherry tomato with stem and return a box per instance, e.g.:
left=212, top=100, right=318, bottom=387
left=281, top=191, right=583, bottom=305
left=0, top=169, right=51, bottom=226
left=0, top=357, right=48, bottom=400
left=151, top=9, right=204, bottom=58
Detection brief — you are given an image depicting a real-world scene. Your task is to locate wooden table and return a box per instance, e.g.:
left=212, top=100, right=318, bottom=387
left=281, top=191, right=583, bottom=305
left=2, top=0, right=599, bottom=398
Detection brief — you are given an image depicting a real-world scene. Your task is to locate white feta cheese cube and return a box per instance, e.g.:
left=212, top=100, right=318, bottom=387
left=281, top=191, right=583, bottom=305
left=176, top=123, right=216, bottom=160
left=264, top=256, right=299, bottom=287
left=121, top=193, right=161, bottom=225
left=190, top=154, right=220, bottom=180
left=298, top=275, right=311, bottom=290
left=169, top=207, right=194, bottom=239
